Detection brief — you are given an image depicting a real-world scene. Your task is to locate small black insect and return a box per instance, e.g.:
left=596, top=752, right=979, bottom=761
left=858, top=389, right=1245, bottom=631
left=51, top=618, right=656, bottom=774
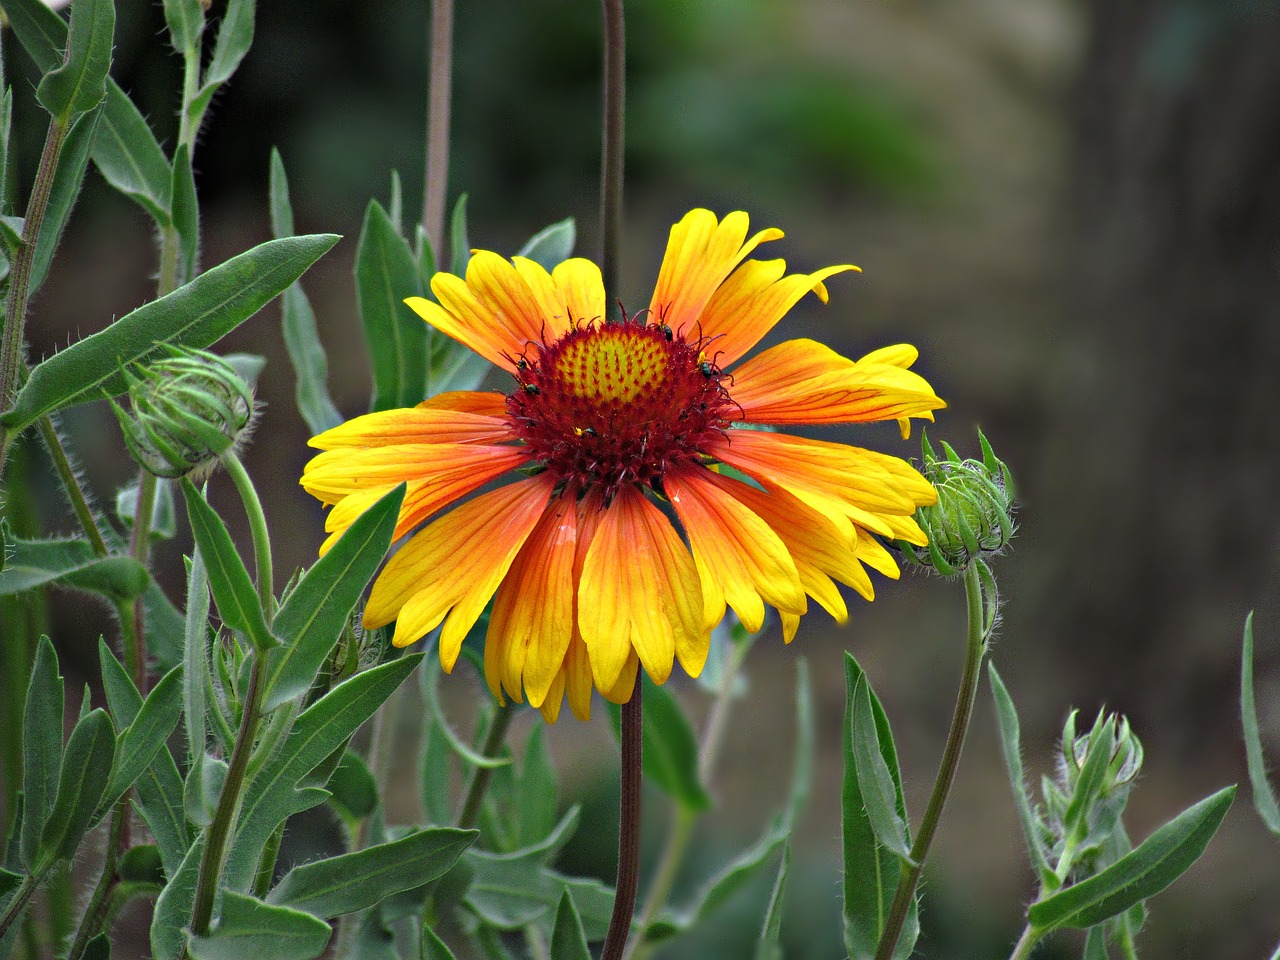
left=582, top=427, right=598, bottom=438
left=699, top=361, right=715, bottom=378
left=523, top=383, right=540, bottom=395
left=516, top=358, right=528, bottom=371
left=659, top=323, right=673, bottom=341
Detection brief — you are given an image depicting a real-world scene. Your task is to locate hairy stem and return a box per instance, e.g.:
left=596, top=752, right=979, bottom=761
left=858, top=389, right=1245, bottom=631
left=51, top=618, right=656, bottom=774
left=127, top=470, right=157, bottom=691
left=456, top=704, right=514, bottom=829
left=222, top=451, right=274, bottom=620
left=0, top=874, right=40, bottom=944
left=63, top=799, right=129, bottom=960
left=37, top=413, right=108, bottom=557
left=601, top=683, right=642, bottom=960
left=421, top=0, right=454, bottom=258
left=875, top=561, right=987, bottom=960
left=1008, top=924, right=1040, bottom=960
left=599, top=0, right=625, bottom=314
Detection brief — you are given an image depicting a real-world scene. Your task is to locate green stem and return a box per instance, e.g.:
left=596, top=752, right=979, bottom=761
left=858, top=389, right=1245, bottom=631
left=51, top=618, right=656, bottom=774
left=251, top=823, right=285, bottom=899
left=176, top=41, right=203, bottom=154
left=222, top=450, right=274, bottom=619
left=37, top=414, right=107, bottom=557
left=64, top=799, right=129, bottom=960
left=0, top=115, right=68, bottom=460
left=599, top=0, right=625, bottom=315
left=421, top=0, right=454, bottom=257
left=1008, top=924, right=1041, bottom=960
left=188, top=656, right=265, bottom=938
left=127, top=470, right=157, bottom=690
left=874, top=561, right=987, bottom=960
left=601, top=684, right=642, bottom=960
left=456, top=705, right=515, bottom=829
left=0, top=873, right=40, bottom=944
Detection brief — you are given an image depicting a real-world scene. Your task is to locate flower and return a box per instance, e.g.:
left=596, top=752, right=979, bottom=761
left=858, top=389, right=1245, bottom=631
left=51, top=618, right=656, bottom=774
left=302, top=209, right=945, bottom=721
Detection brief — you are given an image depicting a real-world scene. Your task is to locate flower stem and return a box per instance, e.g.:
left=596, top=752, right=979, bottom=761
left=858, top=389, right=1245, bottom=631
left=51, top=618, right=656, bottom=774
left=421, top=0, right=454, bottom=257
left=601, top=682, right=643, bottom=960
left=222, top=451, right=274, bottom=620
left=456, top=704, right=514, bottom=829
left=188, top=655, right=266, bottom=938
left=0, top=115, right=68, bottom=474
left=599, top=0, right=625, bottom=315
left=1008, top=924, right=1041, bottom=960
left=874, top=560, right=987, bottom=960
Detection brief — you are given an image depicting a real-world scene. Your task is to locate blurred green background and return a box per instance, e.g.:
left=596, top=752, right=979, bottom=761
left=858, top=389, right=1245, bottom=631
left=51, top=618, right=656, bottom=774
left=6, top=0, right=1280, bottom=955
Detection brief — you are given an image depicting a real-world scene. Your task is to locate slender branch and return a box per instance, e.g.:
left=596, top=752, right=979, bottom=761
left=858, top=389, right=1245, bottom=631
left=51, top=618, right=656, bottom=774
left=1008, top=924, right=1040, bottom=960
left=222, top=451, right=274, bottom=620
left=421, top=0, right=454, bottom=257
left=601, top=683, right=642, bottom=960
left=457, top=704, right=514, bottom=829
left=599, top=0, right=625, bottom=315
left=0, top=873, right=39, bottom=944
left=64, top=798, right=129, bottom=960
left=188, top=656, right=266, bottom=937
left=37, top=414, right=108, bottom=557
left=874, top=561, right=987, bottom=960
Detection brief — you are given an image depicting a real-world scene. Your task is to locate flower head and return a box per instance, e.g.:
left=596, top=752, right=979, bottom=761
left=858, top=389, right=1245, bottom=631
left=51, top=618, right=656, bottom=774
left=302, top=209, right=945, bottom=721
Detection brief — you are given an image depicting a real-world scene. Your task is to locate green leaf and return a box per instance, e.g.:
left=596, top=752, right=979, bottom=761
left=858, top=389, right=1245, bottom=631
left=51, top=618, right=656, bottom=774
left=223, top=655, right=422, bottom=892
left=119, top=843, right=164, bottom=885
left=325, top=750, right=377, bottom=821
left=184, top=545, right=210, bottom=765
left=989, top=664, right=1053, bottom=881
left=414, top=224, right=436, bottom=290
left=1082, top=925, right=1110, bottom=960
left=420, top=671, right=452, bottom=825
left=36, top=0, right=114, bottom=122
left=162, top=0, right=204, bottom=53
left=423, top=655, right=512, bottom=770
left=143, top=580, right=186, bottom=672
left=116, top=478, right=177, bottom=541
left=186, top=0, right=255, bottom=133
left=516, top=218, right=575, bottom=272
left=841, top=653, right=917, bottom=960
left=1241, top=612, right=1280, bottom=837
left=188, top=890, right=330, bottom=960
left=519, top=725, right=559, bottom=845
left=19, top=636, right=63, bottom=871
left=171, top=143, right=200, bottom=286
left=184, top=753, right=227, bottom=829
left=549, top=891, right=590, bottom=960
left=756, top=839, right=791, bottom=960
left=97, top=665, right=183, bottom=819
left=606, top=674, right=711, bottom=812
left=355, top=199, right=426, bottom=411
left=180, top=480, right=276, bottom=654
left=387, top=171, right=403, bottom=237
left=419, top=924, right=458, bottom=960
left=83, top=934, right=110, bottom=960
left=0, top=536, right=148, bottom=600
left=267, top=826, right=476, bottom=919
left=93, top=83, right=173, bottom=225
left=98, top=639, right=189, bottom=877
left=268, top=149, right=342, bottom=435
left=37, top=708, right=115, bottom=866
left=0, top=89, right=13, bottom=206
left=264, top=484, right=404, bottom=710
left=449, top=193, right=470, bottom=274
left=30, top=103, right=101, bottom=294
left=150, top=833, right=204, bottom=960
left=1028, top=786, right=1236, bottom=931
left=686, top=819, right=788, bottom=927
left=3, top=234, right=339, bottom=432
left=850, top=676, right=913, bottom=863
left=1, top=0, right=70, bottom=73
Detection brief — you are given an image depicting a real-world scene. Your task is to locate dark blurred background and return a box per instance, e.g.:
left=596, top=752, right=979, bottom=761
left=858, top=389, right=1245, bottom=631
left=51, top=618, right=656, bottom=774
left=7, top=0, right=1280, bottom=955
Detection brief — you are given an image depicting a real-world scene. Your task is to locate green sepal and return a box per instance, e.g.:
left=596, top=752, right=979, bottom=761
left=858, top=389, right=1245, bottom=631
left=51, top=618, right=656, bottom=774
left=1027, top=786, right=1236, bottom=932
left=4, top=234, right=339, bottom=432
left=187, top=889, right=330, bottom=960
left=266, top=826, right=476, bottom=919
left=355, top=198, right=427, bottom=411
left=180, top=480, right=277, bottom=654
left=19, top=636, right=63, bottom=871
left=264, top=484, right=404, bottom=710
left=516, top=218, right=575, bottom=272
left=35, top=0, right=114, bottom=123
left=36, top=707, right=115, bottom=867
left=30, top=102, right=102, bottom=295
left=268, top=148, right=342, bottom=435
left=0, top=535, right=148, bottom=601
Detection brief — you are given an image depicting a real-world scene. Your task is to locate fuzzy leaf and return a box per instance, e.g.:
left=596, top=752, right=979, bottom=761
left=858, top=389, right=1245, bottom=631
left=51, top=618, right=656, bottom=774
left=851, top=676, right=913, bottom=863
left=30, top=103, right=101, bottom=294
left=989, top=664, right=1053, bottom=881
left=19, top=637, right=63, bottom=871
left=36, top=0, right=114, bottom=122
left=150, top=831, right=204, bottom=960
left=185, top=0, right=255, bottom=132
left=4, top=234, right=339, bottom=431
left=94, top=83, right=173, bottom=225
left=1241, top=613, right=1280, bottom=837
left=0, top=536, right=148, bottom=601
left=171, top=143, right=200, bottom=286
left=162, top=0, right=204, bottom=52
left=355, top=199, right=426, bottom=411
left=37, top=708, right=115, bottom=866
left=188, top=890, right=330, bottom=960
left=97, top=665, right=183, bottom=820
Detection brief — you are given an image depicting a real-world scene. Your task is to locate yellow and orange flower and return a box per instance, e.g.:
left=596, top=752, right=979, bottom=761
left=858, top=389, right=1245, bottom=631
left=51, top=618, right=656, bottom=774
left=301, top=209, right=944, bottom=722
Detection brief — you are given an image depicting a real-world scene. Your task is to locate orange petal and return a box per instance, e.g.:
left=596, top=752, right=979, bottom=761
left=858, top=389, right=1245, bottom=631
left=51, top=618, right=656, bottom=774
left=418, top=391, right=509, bottom=417
left=538, top=670, right=567, bottom=723
left=466, top=251, right=572, bottom=351
left=308, top=407, right=514, bottom=450
left=513, top=256, right=606, bottom=329
left=729, top=339, right=945, bottom=426
left=600, top=654, right=639, bottom=706
left=648, top=210, right=783, bottom=338
left=665, top=465, right=806, bottom=634
left=578, top=486, right=706, bottom=692
left=564, top=633, right=594, bottom=720
left=701, top=263, right=859, bottom=367
left=408, top=285, right=520, bottom=373
left=485, top=494, right=578, bottom=708
left=302, top=443, right=529, bottom=506
left=365, top=475, right=555, bottom=665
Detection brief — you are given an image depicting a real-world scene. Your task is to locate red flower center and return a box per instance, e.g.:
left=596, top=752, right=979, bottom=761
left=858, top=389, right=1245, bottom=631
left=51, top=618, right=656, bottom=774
left=506, top=319, right=734, bottom=499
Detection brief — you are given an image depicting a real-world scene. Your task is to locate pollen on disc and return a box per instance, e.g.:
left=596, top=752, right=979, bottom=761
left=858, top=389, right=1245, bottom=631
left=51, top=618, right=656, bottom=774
left=555, top=328, right=668, bottom=403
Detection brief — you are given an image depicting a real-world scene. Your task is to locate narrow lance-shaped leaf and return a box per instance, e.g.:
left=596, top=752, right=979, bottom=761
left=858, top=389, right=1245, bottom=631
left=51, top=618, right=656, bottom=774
left=420, top=924, right=458, bottom=960
left=187, top=890, right=330, bottom=960
left=516, top=218, right=575, bottom=272
left=356, top=199, right=426, bottom=411
left=0, top=536, right=148, bottom=600
left=268, top=148, right=341, bottom=434
left=96, top=665, right=183, bottom=820
left=20, top=636, right=63, bottom=871
left=264, top=484, right=404, bottom=710
left=850, top=675, right=913, bottom=863
left=3, top=234, right=339, bottom=431
left=549, top=891, right=591, bottom=960
left=266, top=826, right=476, bottom=919
left=0, top=89, right=13, bottom=205
left=518, top=725, right=559, bottom=845
left=1027, top=785, right=1237, bottom=932
left=1241, top=612, right=1280, bottom=837
left=756, top=838, right=791, bottom=960
left=37, top=708, right=115, bottom=867
left=162, top=0, right=204, bottom=54
left=30, top=103, right=101, bottom=294
left=185, top=0, right=255, bottom=135
left=150, top=835, right=205, bottom=960
left=989, top=663, right=1053, bottom=882
left=36, top=0, right=114, bottom=122
left=171, top=143, right=200, bottom=286
left=180, top=481, right=277, bottom=654
left=449, top=193, right=470, bottom=274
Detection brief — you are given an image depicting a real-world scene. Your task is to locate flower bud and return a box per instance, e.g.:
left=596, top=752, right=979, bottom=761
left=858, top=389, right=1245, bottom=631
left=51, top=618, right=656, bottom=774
left=111, top=347, right=254, bottom=478
left=903, top=429, right=1016, bottom=575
